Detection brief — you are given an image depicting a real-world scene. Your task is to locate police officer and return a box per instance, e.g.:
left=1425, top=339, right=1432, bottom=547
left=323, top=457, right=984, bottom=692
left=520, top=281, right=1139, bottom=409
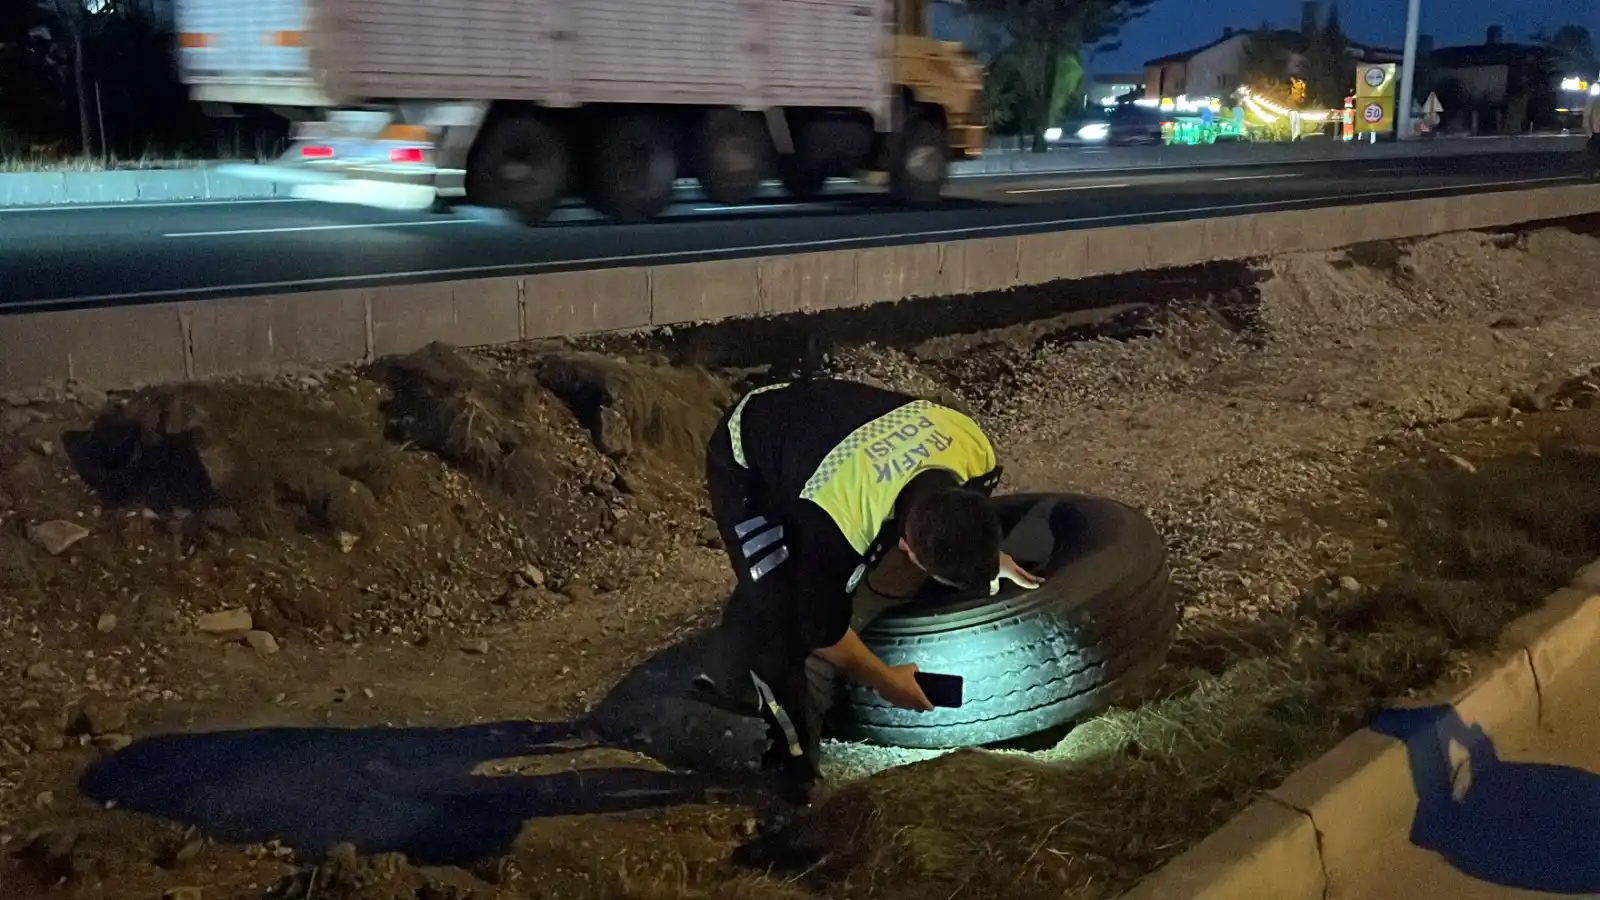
left=695, top=377, right=1041, bottom=801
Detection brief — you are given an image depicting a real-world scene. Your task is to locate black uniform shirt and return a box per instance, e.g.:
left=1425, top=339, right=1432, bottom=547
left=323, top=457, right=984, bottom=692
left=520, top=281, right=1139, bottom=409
left=736, top=379, right=974, bottom=652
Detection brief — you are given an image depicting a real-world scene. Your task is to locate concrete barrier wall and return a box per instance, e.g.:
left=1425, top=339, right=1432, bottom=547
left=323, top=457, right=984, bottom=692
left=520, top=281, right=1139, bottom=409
left=4, top=183, right=1599, bottom=394
left=959, top=133, right=1586, bottom=176
left=0, top=168, right=278, bottom=207
left=0, top=135, right=1585, bottom=208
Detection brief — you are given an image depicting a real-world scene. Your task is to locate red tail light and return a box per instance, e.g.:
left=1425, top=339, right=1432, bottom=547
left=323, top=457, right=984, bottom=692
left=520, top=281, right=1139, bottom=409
left=300, top=144, right=333, bottom=158
left=389, top=147, right=425, bottom=164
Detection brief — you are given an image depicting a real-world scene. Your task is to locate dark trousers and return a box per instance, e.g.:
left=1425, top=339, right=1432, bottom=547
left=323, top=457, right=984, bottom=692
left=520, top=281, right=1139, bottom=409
left=702, top=411, right=917, bottom=783
left=702, top=412, right=821, bottom=780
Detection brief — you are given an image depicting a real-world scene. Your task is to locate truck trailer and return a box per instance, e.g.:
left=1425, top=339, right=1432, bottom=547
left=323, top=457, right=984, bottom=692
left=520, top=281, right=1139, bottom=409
left=175, top=0, right=985, bottom=224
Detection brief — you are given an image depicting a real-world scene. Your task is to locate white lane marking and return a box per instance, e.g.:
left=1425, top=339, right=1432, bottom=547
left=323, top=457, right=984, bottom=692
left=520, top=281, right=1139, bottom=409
left=23, top=176, right=1579, bottom=309
left=0, top=197, right=306, bottom=214
left=164, top=218, right=477, bottom=238
left=1213, top=173, right=1301, bottom=182
left=1365, top=166, right=1414, bottom=173
left=1004, top=182, right=1131, bottom=195
left=691, top=202, right=808, bottom=212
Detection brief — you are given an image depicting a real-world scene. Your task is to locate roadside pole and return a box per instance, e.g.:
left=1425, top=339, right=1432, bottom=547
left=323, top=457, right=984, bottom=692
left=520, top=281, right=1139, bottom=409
left=1396, top=0, right=1422, bottom=139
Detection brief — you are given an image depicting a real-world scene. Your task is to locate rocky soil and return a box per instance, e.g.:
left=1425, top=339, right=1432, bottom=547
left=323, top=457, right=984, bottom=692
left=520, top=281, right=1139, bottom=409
left=1, top=223, right=1599, bottom=900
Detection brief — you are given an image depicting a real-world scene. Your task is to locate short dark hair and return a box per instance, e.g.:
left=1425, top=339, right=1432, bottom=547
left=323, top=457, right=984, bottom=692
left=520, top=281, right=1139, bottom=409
left=904, top=487, right=1001, bottom=589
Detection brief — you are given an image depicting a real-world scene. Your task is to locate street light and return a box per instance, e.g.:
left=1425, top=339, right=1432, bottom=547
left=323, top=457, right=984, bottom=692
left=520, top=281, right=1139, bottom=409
left=1396, top=0, right=1422, bottom=139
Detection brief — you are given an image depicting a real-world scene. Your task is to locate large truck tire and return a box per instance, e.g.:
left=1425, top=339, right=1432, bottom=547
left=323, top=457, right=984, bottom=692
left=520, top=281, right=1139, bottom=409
left=777, top=119, right=828, bottom=202
left=465, top=114, right=570, bottom=225
left=696, top=108, right=766, bottom=206
left=777, top=157, right=827, bottom=203
left=888, top=113, right=949, bottom=207
left=831, top=493, right=1178, bottom=750
left=588, top=114, right=678, bottom=223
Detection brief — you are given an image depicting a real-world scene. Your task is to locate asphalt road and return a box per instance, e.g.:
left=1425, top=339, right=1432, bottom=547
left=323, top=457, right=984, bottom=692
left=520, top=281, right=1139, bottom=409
left=1, top=151, right=1591, bottom=311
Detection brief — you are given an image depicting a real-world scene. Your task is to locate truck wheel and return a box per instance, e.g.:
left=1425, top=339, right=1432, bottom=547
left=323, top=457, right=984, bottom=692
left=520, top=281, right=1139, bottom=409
left=696, top=109, right=765, bottom=206
left=778, top=161, right=826, bottom=202
left=830, top=493, right=1178, bottom=750
left=466, top=115, right=569, bottom=225
left=889, top=114, right=948, bottom=207
left=589, top=115, right=677, bottom=224
left=776, top=119, right=827, bottom=202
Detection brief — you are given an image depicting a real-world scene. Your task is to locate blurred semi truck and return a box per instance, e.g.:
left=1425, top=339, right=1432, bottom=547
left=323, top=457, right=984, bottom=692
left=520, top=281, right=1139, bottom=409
left=174, top=0, right=985, bottom=223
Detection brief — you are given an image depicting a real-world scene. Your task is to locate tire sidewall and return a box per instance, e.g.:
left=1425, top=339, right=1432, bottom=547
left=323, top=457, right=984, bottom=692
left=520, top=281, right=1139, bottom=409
left=891, top=116, right=948, bottom=206
left=837, top=494, right=1177, bottom=749
left=592, top=116, right=677, bottom=223
left=698, top=110, right=765, bottom=206
left=468, top=116, right=569, bottom=225
left=778, top=120, right=827, bottom=201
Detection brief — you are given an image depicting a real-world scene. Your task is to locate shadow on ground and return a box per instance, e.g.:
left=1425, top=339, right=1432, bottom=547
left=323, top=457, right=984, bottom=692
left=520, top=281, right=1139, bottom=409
left=78, top=631, right=772, bottom=866
left=1371, top=705, right=1600, bottom=894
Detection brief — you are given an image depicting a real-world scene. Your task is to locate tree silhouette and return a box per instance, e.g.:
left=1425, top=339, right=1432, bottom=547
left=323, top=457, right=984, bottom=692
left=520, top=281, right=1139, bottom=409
left=1534, top=25, right=1597, bottom=77
left=0, top=0, right=68, bottom=153
left=1240, top=28, right=1295, bottom=102
left=2, top=0, right=210, bottom=161
left=963, top=0, right=1159, bottom=151
left=1299, top=3, right=1352, bottom=107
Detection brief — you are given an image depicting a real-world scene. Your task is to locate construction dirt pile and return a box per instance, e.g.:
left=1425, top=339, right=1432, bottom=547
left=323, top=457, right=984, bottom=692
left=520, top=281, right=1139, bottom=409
left=2, top=222, right=1600, bottom=900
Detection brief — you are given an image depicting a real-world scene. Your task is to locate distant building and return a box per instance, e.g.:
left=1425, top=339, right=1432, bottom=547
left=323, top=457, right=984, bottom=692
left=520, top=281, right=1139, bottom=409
left=1084, top=74, right=1145, bottom=107
left=1142, top=2, right=1398, bottom=103
left=1426, top=26, right=1564, bottom=133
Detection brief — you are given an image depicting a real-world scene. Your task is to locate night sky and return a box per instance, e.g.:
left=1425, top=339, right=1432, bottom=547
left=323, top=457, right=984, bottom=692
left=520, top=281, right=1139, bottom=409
left=1089, top=0, right=1595, bottom=73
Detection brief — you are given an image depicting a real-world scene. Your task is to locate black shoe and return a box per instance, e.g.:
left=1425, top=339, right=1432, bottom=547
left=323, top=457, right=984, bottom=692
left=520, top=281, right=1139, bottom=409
left=757, top=716, right=819, bottom=807
left=775, top=761, right=818, bottom=808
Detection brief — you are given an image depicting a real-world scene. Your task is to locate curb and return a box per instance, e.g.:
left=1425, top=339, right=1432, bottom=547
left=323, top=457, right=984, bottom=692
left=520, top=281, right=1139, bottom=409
left=1117, top=559, right=1600, bottom=900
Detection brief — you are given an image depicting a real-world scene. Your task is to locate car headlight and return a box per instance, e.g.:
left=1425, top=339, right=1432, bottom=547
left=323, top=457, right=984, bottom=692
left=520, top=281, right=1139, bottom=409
left=1077, top=123, right=1110, bottom=141
left=1044, top=127, right=1063, bottom=141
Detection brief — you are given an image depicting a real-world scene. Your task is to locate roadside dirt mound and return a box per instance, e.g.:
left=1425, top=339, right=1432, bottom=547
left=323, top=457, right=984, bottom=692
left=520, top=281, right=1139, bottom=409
left=7, top=376, right=479, bottom=633
left=0, top=343, right=734, bottom=641
left=534, top=350, right=734, bottom=502
left=369, top=343, right=617, bottom=578
left=68, top=383, right=392, bottom=540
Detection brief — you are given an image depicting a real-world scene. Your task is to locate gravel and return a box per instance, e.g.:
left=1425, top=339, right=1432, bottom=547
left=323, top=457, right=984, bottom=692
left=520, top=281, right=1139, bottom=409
left=828, top=228, right=1600, bottom=632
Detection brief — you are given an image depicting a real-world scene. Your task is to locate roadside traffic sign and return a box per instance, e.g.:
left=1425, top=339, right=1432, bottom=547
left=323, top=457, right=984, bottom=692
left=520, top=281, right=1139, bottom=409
left=1356, top=63, right=1397, bottom=99
left=1355, top=98, right=1393, bottom=132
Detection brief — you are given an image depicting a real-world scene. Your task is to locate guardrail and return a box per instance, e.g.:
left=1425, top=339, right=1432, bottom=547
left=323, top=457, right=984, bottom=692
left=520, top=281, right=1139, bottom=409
left=0, top=134, right=1587, bottom=208
left=4, top=183, right=1597, bottom=395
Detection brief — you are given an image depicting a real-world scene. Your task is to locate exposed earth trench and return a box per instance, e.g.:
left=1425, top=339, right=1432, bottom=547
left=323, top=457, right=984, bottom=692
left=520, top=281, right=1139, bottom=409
left=2, top=219, right=1600, bottom=900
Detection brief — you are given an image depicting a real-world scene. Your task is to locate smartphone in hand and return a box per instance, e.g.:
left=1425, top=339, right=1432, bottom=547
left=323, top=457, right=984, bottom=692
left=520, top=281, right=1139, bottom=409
left=914, top=671, right=965, bottom=708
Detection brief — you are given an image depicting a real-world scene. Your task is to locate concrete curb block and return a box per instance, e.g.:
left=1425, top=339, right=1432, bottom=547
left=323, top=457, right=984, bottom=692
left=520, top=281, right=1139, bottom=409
left=4, top=184, right=1600, bottom=395
left=1115, top=565, right=1600, bottom=900
left=0, top=135, right=1585, bottom=208
left=958, top=134, right=1585, bottom=176
left=0, top=168, right=286, bottom=207
left=1115, top=800, right=1326, bottom=900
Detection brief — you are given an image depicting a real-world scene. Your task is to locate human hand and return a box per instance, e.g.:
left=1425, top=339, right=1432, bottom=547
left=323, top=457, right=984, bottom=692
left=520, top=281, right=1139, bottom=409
left=877, top=664, right=935, bottom=711
left=990, top=553, right=1043, bottom=595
